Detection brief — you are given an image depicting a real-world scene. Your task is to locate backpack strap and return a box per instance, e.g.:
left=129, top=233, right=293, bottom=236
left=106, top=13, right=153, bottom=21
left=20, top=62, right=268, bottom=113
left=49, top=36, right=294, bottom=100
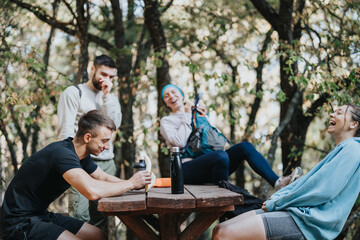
left=223, top=134, right=233, bottom=146
left=74, top=85, right=82, bottom=98
left=192, top=110, right=197, bottom=129
left=191, top=109, right=208, bottom=129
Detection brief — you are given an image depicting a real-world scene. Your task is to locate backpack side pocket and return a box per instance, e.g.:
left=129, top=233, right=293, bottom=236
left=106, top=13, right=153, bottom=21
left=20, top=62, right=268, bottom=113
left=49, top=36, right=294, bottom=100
left=205, top=128, right=227, bottom=151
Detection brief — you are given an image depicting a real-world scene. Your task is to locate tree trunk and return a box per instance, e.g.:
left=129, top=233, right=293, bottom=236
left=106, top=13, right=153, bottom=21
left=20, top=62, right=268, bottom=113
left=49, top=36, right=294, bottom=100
left=144, top=0, right=171, bottom=177
left=244, top=28, right=273, bottom=140
left=31, top=0, right=58, bottom=154
left=240, top=29, right=272, bottom=191
left=110, top=1, right=154, bottom=238
left=75, top=0, right=90, bottom=83
left=250, top=0, right=325, bottom=174
left=227, top=65, right=245, bottom=188
left=109, top=0, right=136, bottom=182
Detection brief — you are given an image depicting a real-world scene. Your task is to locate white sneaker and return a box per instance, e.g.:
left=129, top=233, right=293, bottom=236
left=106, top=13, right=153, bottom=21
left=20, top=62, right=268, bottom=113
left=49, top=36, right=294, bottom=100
left=274, top=166, right=303, bottom=190
left=290, top=166, right=303, bottom=183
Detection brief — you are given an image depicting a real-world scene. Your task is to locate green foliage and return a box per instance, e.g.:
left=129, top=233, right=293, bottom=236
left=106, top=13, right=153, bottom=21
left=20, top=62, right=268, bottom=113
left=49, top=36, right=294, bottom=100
left=152, top=50, right=167, bottom=68
left=185, top=61, right=199, bottom=74
left=288, top=146, right=304, bottom=160
left=276, top=90, right=286, bottom=103
left=116, top=131, right=126, bottom=144
left=161, top=147, right=169, bottom=155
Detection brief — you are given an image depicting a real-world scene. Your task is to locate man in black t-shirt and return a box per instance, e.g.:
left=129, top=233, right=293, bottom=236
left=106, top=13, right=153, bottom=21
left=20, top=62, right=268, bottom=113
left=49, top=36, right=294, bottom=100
left=0, top=110, right=151, bottom=240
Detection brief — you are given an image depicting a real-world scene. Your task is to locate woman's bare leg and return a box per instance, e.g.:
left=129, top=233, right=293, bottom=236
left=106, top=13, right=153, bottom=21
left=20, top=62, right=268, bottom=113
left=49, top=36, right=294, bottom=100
left=217, top=210, right=257, bottom=228
left=212, top=211, right=266, bottom=240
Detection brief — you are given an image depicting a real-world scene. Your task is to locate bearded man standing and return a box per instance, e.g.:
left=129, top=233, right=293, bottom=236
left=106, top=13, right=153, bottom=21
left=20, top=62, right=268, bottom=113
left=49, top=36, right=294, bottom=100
left=57, top=54, right=121, bottom=231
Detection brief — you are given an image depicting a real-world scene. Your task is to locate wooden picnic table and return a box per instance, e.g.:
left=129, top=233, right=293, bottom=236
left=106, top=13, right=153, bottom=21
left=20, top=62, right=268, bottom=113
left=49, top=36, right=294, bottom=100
left=98, top=184, right=243, bottom=240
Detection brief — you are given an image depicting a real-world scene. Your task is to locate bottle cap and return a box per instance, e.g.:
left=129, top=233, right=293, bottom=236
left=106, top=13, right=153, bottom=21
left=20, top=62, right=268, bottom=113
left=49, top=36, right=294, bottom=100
left=172, top=147, right=180, bottom=153
left=133, top=159, right=146, bottom=169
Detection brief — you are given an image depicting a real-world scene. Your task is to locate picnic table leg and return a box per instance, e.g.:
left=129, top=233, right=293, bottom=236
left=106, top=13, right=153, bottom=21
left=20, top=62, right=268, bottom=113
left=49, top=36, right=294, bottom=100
left=119, top=215, right=159, bottom=240
left=178, top=213, right=191, bottom=228
left=180, top=212, right=223, bottom=240
left=142, top=214, right=160, bottom=232
left=158, top=213, right=179, bottom=240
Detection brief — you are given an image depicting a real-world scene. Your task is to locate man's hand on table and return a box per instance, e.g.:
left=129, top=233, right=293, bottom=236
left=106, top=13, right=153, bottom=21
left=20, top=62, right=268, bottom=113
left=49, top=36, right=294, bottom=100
left=130, top=170, right=152, bottom=190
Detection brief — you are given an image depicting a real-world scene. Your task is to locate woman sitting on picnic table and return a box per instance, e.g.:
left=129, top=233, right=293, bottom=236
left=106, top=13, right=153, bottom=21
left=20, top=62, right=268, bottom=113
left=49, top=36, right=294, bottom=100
left=159, top=84, right=302, bottom=189
left=212, top=103, right=360, bottom=240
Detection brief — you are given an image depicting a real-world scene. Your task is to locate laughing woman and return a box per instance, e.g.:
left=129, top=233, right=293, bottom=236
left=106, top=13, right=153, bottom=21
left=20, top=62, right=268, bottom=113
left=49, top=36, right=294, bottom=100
left=159, top=84, right=302, bottom=189
left=212, top=104, right=360, bottom=240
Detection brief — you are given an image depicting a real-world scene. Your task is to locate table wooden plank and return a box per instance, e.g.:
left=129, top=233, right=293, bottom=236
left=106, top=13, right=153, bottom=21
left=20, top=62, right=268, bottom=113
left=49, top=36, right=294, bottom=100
left=185, top=185, right=243, bottom=208
left=98, top=190, right=146, bottom=212
left=147, top=187, right=195, bottom=209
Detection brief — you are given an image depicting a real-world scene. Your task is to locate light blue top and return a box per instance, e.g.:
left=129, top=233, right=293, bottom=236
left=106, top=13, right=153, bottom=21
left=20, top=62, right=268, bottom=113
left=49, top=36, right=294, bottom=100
left=266, top=137, right=360, bottom=240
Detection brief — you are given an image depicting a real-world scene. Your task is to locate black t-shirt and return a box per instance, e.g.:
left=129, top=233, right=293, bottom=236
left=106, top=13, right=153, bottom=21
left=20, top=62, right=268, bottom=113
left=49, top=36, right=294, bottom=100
left=1, top=137, right=97, bottom=226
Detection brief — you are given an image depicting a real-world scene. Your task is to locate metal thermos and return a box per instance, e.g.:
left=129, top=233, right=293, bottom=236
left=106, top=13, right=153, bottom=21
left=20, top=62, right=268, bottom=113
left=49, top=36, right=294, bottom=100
left=133, top=159, right=146, bottom=174
left=170, top=147, right=184, bottom=194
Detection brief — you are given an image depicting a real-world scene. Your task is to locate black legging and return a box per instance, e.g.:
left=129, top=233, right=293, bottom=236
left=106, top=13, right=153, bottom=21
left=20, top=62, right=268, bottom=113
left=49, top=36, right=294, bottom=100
left=182, top=141, right=279, bottom=185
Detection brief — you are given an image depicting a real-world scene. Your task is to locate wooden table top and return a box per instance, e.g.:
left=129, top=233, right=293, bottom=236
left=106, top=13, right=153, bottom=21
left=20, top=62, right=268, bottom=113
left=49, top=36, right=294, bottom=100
left=98, top=184, right=243, bottom=214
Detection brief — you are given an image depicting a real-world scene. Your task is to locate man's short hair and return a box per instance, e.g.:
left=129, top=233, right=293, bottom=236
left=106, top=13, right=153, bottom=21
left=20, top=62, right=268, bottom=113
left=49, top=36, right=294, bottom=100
left=76, top=110, right=116, bottom=138
left=94, top=54, right=116, bottom=69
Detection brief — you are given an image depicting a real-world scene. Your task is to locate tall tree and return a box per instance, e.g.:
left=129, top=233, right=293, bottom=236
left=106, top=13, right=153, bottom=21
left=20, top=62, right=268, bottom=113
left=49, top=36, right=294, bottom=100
left=250, top=0, right=360, bottom=174
left=144, top=0, right=172, bottom=177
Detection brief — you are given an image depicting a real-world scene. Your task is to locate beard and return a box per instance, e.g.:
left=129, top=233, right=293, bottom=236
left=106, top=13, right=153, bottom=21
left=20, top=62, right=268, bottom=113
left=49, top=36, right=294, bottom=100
left=91, top=70, right=102, bottom=90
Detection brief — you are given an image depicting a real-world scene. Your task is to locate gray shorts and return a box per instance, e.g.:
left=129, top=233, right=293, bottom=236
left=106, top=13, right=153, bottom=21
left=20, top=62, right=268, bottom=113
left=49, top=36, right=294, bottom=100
left=256, top=209, right=305, bottom=240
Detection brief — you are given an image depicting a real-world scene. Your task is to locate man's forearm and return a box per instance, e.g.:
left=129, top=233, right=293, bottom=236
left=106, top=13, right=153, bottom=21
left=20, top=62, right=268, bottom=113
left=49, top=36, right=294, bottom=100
left=104, top=174, right=125, bottom=183
left=85, top=178, right=134, bottom=200
left=65, top=168, right=149, bottom=201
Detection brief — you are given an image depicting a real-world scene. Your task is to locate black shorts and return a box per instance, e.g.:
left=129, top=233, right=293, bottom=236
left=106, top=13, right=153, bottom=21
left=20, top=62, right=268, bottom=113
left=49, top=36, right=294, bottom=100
left=2, top=212, right=84, bottom=240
